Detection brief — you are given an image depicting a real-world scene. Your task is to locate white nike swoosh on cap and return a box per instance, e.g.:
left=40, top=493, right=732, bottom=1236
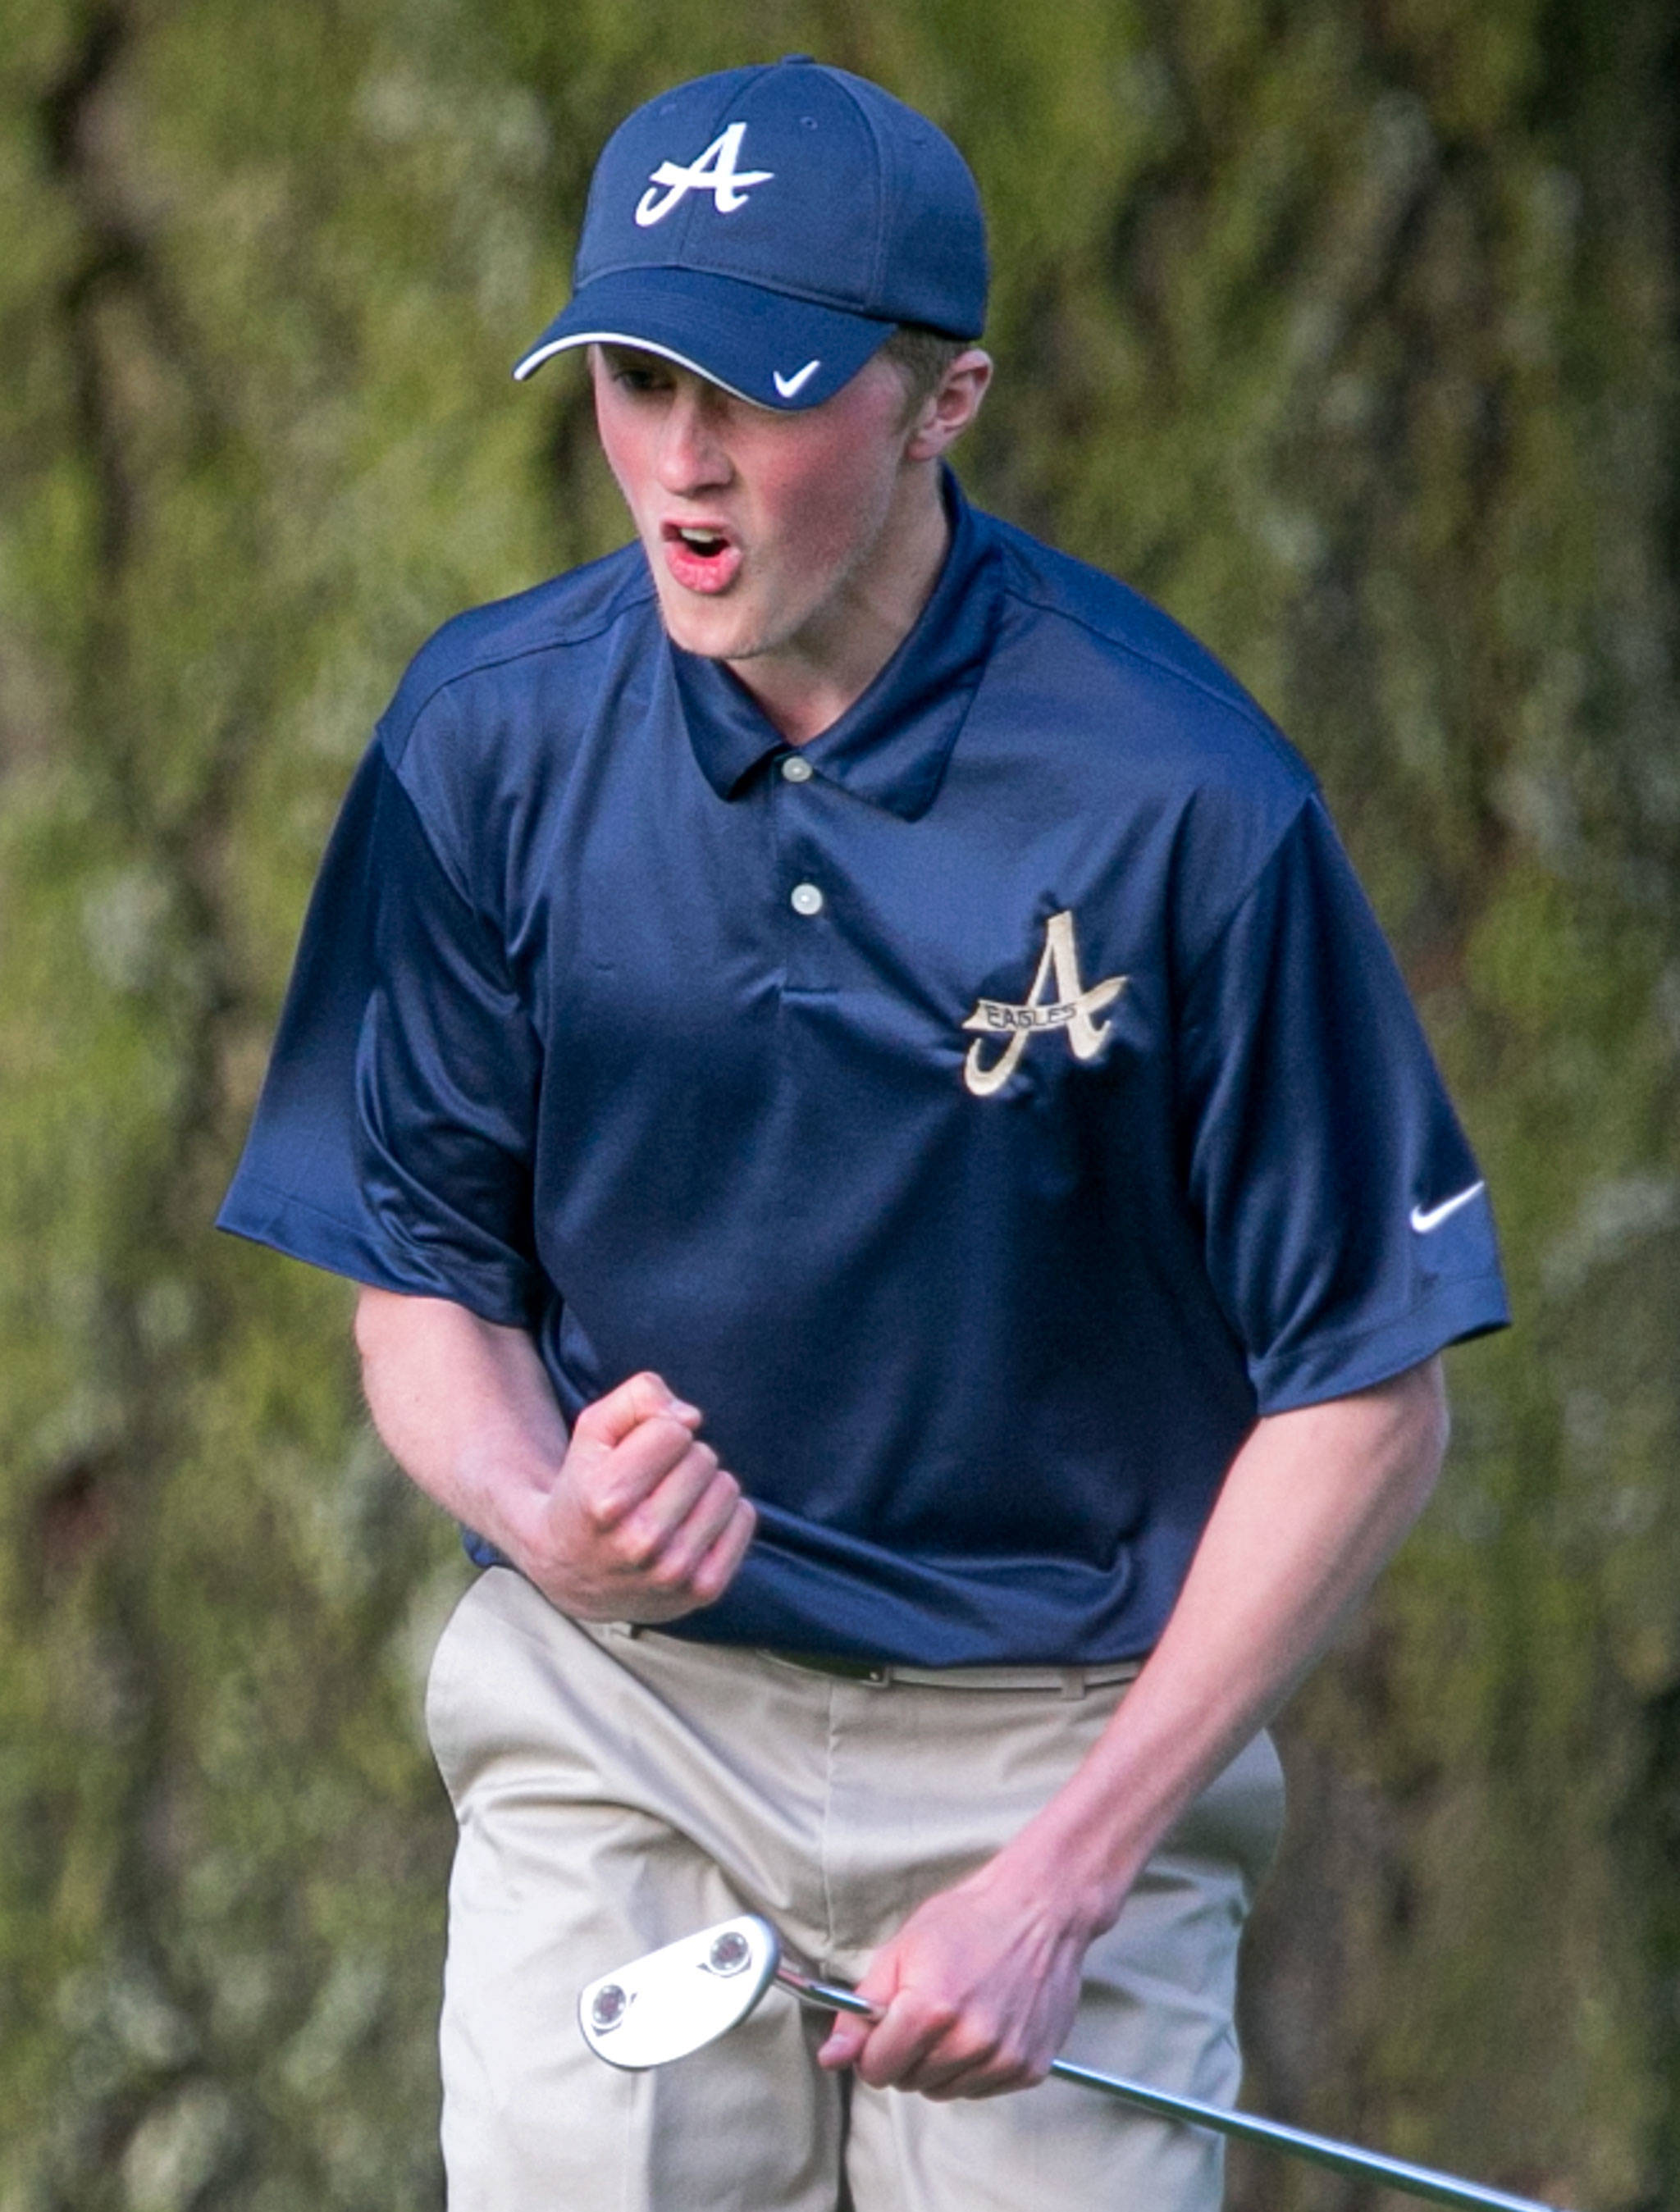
left=772, top=358, right=821, bottom=399
left=1409, top=1181, right=1485, bottom=1234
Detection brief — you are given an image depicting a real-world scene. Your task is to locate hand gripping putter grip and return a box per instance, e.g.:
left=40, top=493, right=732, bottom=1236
left=579, top=1914, right=1575, bottom=2212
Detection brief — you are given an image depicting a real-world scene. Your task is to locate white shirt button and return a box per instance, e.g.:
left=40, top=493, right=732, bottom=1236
left=780, top=755, right=815, bottom=783
left=790, top=883, right=824, bottom=917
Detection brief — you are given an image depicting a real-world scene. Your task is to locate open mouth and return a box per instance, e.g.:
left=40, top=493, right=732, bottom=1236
left=662, top=522, right=741, bottom=595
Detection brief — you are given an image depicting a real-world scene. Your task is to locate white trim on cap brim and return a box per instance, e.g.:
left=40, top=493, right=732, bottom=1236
left=513, top=330, right=773, bottom=409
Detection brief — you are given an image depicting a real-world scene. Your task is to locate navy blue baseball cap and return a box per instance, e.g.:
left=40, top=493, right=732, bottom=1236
left=513, top=57, right=988, bottom=410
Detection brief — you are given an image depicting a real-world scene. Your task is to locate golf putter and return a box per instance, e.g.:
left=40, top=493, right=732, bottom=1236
left=579, top=1914, right=1574, bottom=2212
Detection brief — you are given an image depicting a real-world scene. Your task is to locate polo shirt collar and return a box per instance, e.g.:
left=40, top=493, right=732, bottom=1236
left=669, top=473, right=1001, bottom=821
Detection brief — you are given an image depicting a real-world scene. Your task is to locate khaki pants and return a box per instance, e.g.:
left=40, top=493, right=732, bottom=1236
left=426, top=1567, right=1284, bottom=2212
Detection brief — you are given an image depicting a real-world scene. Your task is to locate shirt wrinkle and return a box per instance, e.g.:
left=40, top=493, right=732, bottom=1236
left=383, top=734, right=519, bottom=951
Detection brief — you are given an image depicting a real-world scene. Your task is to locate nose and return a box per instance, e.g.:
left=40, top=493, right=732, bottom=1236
left=655, top=385, right=733, bottom=497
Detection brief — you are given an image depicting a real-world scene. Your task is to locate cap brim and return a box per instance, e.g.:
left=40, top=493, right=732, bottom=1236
left=512, top=267, right=894, bottom=410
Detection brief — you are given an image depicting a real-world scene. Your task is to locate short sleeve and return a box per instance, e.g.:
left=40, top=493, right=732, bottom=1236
left=1177, top=794, right=1509, bottom=1412
left=217, top=741, right=544, bottom=1326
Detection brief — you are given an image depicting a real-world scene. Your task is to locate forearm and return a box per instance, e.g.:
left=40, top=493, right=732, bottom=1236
left=990, top=1356, right=1450, bottom=1933
left=354, top=1288, right=572, bottom=1567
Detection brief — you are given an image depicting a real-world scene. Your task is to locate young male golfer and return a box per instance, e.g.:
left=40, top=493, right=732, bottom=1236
left=221, top=56, right=1509, bottom=2211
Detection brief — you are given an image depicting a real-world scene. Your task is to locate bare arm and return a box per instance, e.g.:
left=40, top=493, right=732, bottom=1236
left=820, top=1356, right=1449, bottom=2097
left=354, top=1287, right=756, bottom=1621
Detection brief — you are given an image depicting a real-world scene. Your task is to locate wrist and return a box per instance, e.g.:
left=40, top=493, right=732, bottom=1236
left=457, top=1433, right=567, bottom=1574
left=967, top=1817, right=1141, bottom=1945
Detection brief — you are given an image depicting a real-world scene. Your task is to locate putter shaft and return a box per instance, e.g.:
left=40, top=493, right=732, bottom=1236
left=773, top=1965, right=1569, bottom=2212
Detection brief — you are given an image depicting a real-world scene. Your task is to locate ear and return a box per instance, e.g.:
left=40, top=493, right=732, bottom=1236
left=904, top=349, right=993, bottom=463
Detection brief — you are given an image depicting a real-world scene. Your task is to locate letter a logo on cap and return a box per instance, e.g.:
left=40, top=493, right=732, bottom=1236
left=636, top=123, right=775, bottom=226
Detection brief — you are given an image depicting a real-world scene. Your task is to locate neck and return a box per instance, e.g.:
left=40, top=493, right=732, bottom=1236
left=726, top=467, right=952, bottom=746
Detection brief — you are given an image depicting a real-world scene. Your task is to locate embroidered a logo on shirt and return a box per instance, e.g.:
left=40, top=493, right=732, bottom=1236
left=636, top=124, right=774, bottom=226
left=961, top=910, right=1127, bottom=1098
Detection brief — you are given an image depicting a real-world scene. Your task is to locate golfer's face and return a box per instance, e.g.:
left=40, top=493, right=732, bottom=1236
left=591, top=344, right=920, bottom=673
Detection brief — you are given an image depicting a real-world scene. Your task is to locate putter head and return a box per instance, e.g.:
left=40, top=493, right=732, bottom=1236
left=578, top=1914, right=782, bottom=2070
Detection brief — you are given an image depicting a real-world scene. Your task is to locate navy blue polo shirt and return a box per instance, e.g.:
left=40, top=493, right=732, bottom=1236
left=220, top=482, right=1508, bottom=1664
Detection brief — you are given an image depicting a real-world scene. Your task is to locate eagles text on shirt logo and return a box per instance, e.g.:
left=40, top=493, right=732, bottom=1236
left=636, top=124, right=774, bottom=226
left=961, top=910, right=1127, bottom=1098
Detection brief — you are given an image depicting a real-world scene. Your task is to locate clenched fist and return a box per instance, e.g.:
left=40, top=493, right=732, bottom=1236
left=524, top=1371, right=756, bottom=1623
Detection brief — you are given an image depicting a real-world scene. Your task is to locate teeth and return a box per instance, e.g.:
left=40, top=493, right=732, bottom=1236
left=678, top=528, right=725, bottom=552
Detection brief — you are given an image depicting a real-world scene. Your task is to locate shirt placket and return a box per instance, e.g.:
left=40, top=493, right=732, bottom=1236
left=769, top=750, right=838, bottom=994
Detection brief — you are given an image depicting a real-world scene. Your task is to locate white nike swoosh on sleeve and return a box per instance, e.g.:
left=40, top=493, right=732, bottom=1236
left=773, top=359, right=821, bottom=399
left=1409, top=1181, right=1486, bottom=1234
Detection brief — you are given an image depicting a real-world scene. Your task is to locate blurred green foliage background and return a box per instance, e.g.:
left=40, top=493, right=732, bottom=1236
left=2, top=2, right=1677, bottom=2205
